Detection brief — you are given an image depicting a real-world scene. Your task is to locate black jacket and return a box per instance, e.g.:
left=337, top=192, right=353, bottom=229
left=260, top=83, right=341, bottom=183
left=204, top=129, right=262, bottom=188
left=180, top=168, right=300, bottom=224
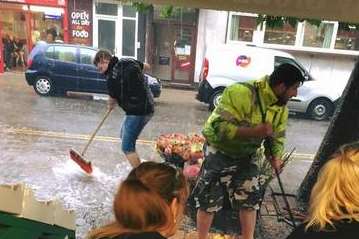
left=105, top=57, right=154, bottom=115
left=286, top=220, right=359, bottom=239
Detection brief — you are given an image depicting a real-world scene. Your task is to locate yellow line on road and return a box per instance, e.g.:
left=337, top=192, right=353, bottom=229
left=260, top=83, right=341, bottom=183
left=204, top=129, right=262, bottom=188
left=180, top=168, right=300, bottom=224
left=4, top=127, right=315, bottom=159
left=4, top=127, right=154, bottom=145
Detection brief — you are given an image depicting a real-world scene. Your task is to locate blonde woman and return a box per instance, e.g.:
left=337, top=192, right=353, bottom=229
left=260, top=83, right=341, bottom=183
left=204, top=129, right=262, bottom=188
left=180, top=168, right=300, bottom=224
left=287, top=142, right=359, bottom=239
left=87, top=162, right=188, bottom=239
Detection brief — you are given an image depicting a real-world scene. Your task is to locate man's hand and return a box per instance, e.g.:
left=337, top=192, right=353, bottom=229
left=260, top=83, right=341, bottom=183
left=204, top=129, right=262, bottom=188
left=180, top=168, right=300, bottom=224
left=236, top=122, right=273, bottom=139
left=253, top=123, right=273, bottom=138
left=108, top=97, right=117, bottom=111
left=143, top=63, right=151, bottom=72
left=270, top=156, right=283, bottom=174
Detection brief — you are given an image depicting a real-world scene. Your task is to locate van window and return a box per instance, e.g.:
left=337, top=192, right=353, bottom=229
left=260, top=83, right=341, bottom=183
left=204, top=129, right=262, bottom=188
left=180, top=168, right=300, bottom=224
left=80, top=48, right=96, bottom=65
left=53, top=46, right=77, bottom=63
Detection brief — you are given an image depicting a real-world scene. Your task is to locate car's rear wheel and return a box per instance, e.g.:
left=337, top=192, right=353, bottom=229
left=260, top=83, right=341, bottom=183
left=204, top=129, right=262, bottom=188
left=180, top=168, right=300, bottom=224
left=209, top=89, right=224, bottom=111
left=307, top=98, right=334, bottom=121
left=34, top=76, right=54, bottom=96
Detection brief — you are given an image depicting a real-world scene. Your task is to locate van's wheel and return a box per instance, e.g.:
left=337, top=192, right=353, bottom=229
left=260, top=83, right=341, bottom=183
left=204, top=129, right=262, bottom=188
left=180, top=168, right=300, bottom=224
left=34, top=76, right=54, bottom=96
left=307, top=98, right=334, bottom=121
left=209, top=89, right=224, bottom=111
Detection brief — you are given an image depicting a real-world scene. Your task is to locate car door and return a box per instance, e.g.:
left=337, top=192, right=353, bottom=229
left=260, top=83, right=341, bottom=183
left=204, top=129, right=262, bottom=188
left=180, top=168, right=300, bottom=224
left=49, top=45, right=79, bottom=91
left=78, top=47, right=107, bottom=93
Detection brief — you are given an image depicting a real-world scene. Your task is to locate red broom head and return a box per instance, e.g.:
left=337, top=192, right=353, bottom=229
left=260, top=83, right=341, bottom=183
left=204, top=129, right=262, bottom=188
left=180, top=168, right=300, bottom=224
left=69, top=149, right=93, bottom=174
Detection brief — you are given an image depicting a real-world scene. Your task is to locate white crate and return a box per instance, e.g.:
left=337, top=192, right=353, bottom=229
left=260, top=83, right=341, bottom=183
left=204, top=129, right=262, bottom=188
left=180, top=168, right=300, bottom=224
left=0, top=184, right=24, bottom=214
left=21, top=187, right=55, bottom=225
left=54, top=201, right=76, bottom=230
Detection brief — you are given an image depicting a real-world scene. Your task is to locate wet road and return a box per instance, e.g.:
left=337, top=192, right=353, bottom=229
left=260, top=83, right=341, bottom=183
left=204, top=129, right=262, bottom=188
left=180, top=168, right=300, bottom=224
left=0, top=72, right=330, bottom=238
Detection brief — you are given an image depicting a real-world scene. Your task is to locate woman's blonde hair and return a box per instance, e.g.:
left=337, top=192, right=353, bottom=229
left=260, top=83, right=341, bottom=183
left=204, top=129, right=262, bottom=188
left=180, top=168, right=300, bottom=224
left=306, top=141, right=359, bottom=231
left=87, top=162, right=188, bottom=239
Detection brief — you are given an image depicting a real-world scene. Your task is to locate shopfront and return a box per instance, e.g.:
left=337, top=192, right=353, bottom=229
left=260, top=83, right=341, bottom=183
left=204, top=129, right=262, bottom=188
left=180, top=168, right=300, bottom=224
left=151, top=7, right=198, bottom=84
left=0, top=0, right=68, bottom=71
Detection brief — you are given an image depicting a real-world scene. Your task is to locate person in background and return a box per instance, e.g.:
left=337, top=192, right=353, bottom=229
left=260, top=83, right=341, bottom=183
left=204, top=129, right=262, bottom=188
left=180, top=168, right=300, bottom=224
left=3, top=34, right=14, bottom=70
left=46, top=29, right=57, bottom=43
left=287, top=141, right=359, bottom=239
left=93, top=49, right=154, bottom=168
left=87, top=162, right=189, bottom=239
left=13, top=37, right=25, bottom=67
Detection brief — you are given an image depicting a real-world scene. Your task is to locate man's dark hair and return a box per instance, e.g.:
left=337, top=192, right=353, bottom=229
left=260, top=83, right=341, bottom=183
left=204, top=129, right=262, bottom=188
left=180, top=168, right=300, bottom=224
left=93, top=49, right=112, bottom=66
left=269, top=63, right=305, bottom=88
left=46, top=28, right=57, bottom=38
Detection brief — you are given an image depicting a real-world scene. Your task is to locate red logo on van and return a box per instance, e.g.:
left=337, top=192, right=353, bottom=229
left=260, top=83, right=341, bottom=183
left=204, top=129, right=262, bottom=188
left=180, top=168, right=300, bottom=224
left=236, top=55, right=251, bottom=67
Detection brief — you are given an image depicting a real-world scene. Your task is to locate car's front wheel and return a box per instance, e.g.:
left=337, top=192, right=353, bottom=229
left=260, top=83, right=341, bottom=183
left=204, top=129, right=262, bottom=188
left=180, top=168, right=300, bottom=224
left=307, top=98, right=334, bottom=121
left=209, top=89, right=224, bottom=111
left=34, top=76, right=54, bottom=96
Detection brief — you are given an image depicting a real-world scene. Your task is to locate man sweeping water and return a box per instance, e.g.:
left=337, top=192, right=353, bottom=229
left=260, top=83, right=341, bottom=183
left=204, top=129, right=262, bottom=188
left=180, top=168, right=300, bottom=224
left=94, top=49, right=154, bottom=168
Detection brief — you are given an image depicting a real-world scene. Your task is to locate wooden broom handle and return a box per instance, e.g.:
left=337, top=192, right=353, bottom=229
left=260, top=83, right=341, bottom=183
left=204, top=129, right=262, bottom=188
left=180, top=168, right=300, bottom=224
left=81, top=108, right=112, bottom=156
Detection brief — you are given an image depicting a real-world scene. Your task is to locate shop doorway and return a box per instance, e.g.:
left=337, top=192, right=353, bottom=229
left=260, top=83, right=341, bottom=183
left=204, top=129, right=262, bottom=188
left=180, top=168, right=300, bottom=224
left=0, top=7, right=29, bottom=72
left=153, top=22, right=196, bottom=84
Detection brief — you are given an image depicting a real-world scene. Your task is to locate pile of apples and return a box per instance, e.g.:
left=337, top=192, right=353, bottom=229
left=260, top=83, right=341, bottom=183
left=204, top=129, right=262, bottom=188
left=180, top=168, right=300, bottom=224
left=156, top=133, right=205, bottom=179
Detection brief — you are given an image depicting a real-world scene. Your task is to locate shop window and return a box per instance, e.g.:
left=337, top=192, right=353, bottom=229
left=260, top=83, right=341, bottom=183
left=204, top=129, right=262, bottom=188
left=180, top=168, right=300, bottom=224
left=32, top=12, right=63, bottom=44
left=229, top=15, right=257, bottom=42
left=264, top=22, right=297, bottom=45
left=80, top=48, right=97, bottom=65
left=153, top=6, right=197, bottom=25
left=123, top=5, right=136, bottom=18
left=335, top=25, right=359, bottom=51
left=95, top=3, right=118, bottom=16
left=303, top=22, right=334, bottom=48
left=53, top=46, right=77, bottom=63
left=122, top=19, right=136, bottom=57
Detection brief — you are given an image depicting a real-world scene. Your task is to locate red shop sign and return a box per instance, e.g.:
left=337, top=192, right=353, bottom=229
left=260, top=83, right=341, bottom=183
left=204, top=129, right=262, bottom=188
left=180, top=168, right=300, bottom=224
left=26, top=0, right=65, bottom=7
left=1, top=0, right=65, bottom=6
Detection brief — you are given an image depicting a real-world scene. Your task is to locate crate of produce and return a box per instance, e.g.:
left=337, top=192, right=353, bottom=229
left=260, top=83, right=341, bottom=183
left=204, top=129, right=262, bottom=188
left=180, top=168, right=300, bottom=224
left=156, top=133, right=205, bottom=182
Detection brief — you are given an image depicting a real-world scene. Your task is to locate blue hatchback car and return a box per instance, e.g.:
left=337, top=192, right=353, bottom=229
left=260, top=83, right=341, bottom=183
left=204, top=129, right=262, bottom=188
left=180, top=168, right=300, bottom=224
left=25, top=42, right=161, bottom=97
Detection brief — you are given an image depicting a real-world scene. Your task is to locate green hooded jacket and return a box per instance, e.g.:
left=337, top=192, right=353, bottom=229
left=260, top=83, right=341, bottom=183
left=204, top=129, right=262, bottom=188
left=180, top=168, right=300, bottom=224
left=202, top=76, right=288, bottom=159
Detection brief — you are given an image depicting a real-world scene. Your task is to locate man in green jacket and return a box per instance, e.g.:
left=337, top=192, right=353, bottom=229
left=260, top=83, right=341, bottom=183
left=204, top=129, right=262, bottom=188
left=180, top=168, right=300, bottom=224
left=192, top=63, right=305, bottom=239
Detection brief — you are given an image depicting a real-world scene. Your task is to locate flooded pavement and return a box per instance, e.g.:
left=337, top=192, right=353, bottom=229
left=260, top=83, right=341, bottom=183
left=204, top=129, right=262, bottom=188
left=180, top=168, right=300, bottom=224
left=0, top=129, right=161, bottom=238
left=0, top=72, right=330, bottom=238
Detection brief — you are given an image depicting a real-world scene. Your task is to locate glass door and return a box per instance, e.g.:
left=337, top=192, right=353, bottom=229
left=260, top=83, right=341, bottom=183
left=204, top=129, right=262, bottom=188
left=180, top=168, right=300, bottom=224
left=97, top=19, right=116, bottom=54
left=93, top=2, right=119, bottom=54
left=93, top=2, right=139, bottom=58
left=172, top=24, right=196, bottom=83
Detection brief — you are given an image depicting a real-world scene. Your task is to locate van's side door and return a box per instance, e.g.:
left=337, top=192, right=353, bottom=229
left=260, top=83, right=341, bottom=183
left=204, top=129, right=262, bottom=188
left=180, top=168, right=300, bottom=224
left=78, top=48, right=107, bottom=94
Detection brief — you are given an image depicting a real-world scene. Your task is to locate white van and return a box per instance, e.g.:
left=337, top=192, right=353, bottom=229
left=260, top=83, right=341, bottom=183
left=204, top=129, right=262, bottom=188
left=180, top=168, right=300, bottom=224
left=197, top=44, right=309, bottom=109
